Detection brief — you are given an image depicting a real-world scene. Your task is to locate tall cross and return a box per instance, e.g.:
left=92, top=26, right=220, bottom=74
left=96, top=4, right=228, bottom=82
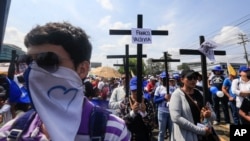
left=151, top=52, right=180, bottom=94
left=109, top=14, right=168, bottom=102
left=179, top=35, right=226, bottom=104
left=8, top=50, right=17, bottom=80
left=107, top=45, right=147, bottom=97
left=113, top=62, right=134, bottom=97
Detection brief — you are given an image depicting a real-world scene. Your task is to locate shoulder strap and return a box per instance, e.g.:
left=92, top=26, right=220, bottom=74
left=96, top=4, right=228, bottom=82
left=89, top=106, right=111, bottom=141
left=8, top=109, right=36, bottom=141
left=181, top=89, right=201, bottom=111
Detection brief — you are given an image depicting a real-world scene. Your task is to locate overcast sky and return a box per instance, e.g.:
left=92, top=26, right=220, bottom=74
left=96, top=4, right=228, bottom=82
left=3, top=0, right=250, bottom=70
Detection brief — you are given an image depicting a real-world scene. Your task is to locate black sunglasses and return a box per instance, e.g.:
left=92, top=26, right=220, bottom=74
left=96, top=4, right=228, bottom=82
left=26, top=52, right=60, bottom=73
left=186, top=75, right=198, bottom=81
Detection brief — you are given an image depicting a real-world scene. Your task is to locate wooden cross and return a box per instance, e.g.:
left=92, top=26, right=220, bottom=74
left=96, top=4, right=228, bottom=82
left=107, top=44, right=147, bottom=97
left=7, top=50, right=17, bottom=80
left=151, top=52, right=180, bottom=94
left=113, top=59, right=135, bottom=67
left=113, top=64, right=135, bottom=67
left=179, top=35, right=226, bottom=104
left=109, top=14, right=168, bottom=102
left=113, top=62, right=134, bottom=97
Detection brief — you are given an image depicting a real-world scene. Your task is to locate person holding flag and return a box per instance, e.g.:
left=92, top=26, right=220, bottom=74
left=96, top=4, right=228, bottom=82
left=222, top=63, right=239, bottom=125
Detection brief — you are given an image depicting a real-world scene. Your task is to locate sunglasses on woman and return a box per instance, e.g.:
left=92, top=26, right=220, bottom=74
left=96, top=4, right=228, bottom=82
left=186, top=75, right=198, bottom=81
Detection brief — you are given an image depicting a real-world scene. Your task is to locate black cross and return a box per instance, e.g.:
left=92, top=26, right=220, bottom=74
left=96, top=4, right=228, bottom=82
left=107, top=45, right=147, bottom=97
left=179, top=35, right=226, bottom=104
left=113, top=64, right=135, bottom=67
left=109, top=14, right=168, bottom=102
left=113, top=62, right=134, bottom=98
left=7, top=50, right=17, bottom=80
left=0, top=0, right=11, bottom=51
left=113, top=61, right=135, bottom=68
left=151, top=52, right=180, bottom=94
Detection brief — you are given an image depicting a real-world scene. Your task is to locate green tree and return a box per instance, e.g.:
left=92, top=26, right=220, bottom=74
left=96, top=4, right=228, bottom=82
left=118, top=58, right=146, bottom=76
left=177, top=63, right=190, bottom=70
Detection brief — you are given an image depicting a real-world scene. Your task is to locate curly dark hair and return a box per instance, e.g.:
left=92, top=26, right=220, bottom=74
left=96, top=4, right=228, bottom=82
left=24, top=22, right=92, bottom=68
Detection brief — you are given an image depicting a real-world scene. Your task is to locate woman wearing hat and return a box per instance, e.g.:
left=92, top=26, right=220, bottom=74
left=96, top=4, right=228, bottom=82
left=232, top=65, right=250, bottom=124
left=169, top=69, right=216, bottom=141
left=121, top=76, right=155, bottom=141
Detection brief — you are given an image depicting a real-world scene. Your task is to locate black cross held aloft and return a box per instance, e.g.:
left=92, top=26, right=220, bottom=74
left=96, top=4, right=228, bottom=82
left=107, top=44, right=147, bottom=97
left=109, top=14, right=168, bottom=102
left=151, top=52, right=180, bottom=94
left=179, top=35, right=226, bottom=104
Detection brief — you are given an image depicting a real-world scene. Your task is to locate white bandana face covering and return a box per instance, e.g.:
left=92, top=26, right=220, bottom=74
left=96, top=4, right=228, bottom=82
left=25, top=62, right=84, bottom=141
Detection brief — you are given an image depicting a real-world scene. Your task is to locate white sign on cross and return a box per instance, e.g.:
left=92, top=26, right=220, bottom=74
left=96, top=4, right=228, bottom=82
left=131, top=28, right=152, bottom=44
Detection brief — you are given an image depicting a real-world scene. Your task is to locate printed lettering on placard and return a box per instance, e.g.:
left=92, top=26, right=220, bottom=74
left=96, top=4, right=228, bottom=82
left=131, top=28, right=152, bottom=44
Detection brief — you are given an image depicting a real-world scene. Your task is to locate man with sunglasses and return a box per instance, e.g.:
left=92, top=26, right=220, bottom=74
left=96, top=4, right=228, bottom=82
left=0, top=22, right=131, bottom=141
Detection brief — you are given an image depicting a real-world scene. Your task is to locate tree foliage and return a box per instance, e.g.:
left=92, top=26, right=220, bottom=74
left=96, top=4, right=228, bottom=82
left=177, top=63, right=190, bottom=70
left=118, top=58, right=146, bottom=76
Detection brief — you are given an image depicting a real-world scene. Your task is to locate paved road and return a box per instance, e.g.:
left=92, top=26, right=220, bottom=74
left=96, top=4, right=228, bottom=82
left=152, top=128, right=169, bottom=141
left=152, top=125, right=229, bottom=141
left=213, top=123, right=230, bottom=141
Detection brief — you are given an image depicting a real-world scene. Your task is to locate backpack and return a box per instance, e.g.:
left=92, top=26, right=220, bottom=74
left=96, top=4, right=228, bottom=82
left=7, top=105, right=111, bottom=141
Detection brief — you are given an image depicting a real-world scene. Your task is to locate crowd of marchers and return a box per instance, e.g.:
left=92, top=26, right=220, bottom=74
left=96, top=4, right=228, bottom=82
left=0, top=21, right=250, bottom=141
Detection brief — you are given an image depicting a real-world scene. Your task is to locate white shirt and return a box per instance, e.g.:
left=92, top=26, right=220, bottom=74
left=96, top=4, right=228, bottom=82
left=154, top=85, right=169, bottom=113
left=231, top=77, right=250, bottom=108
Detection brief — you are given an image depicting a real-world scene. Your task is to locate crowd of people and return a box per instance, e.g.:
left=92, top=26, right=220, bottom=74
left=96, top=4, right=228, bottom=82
left=0, top=21, right=249, bottom=141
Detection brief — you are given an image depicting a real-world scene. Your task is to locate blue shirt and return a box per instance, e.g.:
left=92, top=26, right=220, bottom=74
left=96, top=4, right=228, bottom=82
left=223, top=78, right=236, bottom=99
left=154, top=85, right=177, bottom=113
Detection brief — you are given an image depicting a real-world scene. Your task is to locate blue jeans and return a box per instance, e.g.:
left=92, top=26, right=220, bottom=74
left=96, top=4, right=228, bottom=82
left=229, top=100, right=240, bottom=125
left=158, top=111, right=172, bottom=141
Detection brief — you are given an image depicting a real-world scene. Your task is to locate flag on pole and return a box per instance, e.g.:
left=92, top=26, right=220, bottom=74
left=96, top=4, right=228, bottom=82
left=227, top=62, right=236, bottom=76
left=130, top=70, right=135, bottom=77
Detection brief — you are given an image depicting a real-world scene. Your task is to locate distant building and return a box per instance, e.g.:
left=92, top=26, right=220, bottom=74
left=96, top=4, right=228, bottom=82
left=0, top=43, right=26, bottom=73
left=187, top=62, right=247, bottom=73
left=0, top=43, right=26, bottom=62
left=90, top=62, right=102, bottom=68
